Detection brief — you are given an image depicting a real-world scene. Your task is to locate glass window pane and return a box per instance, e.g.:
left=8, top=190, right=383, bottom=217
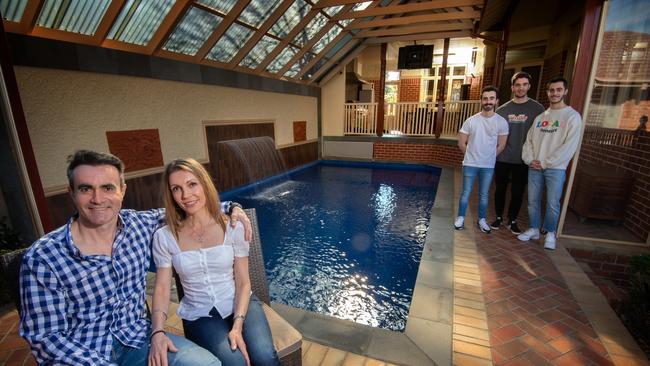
left=325, top=33, right=352, bottom=59
left=322, top=5, right=343, bottom=17
left=37, top=0, right=111, bottom=36
left=266, top=45, right=299, bottom=73
left=196, top=0, right=238, bottom=15
left=563, top=0, right=650, bottom=244
left=238, top=0, right=284, bottom=28
left=293, top=13, right=328, bottom=47
left=163, top=6, right=222, bottom=56
left=453, top=66, right=466, bottom=76
left=301, top=58, right=328, bottom=80
left=312, top=25, right=342, bottom=54
left=269, top=0, right=311, bottom=38
left=1, top=0, right=29, bottom=22
left=108, top=0, right=175, bottom=46
left=239, top=35, right=280, bottom=69
left=206, top=22, right=254, bottom=62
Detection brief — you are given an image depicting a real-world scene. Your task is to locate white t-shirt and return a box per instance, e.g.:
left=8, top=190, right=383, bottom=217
left=460, top=112, right=509, bottom=168
left=152, top=221, right=249, bottom=321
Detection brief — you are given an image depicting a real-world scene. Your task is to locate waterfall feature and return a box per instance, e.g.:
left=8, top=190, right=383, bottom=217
left=217, top=136, right=286, bottom=188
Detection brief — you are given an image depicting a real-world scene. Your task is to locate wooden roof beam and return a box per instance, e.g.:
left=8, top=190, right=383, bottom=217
left=354, top=20, right=474, bottom=38
left=332, top=0, right=483, bottom=20
left=194, top=1, right=250, bottom=62
left=312, top=0, right=365, bottom=9
left=3, top=0, right=45, bottom=34
left=93, top=0, right=127, bottom=44
left=364, top=30, right=472, bottom=44
left=345, top=8, right=480, bottom=30
left=146, top=0, right=193, bottom=54
left=316, top=40, right=367, bottom=85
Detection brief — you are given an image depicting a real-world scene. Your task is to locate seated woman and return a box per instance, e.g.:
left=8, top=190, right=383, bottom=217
left=149, top=158, right=280, bottom=366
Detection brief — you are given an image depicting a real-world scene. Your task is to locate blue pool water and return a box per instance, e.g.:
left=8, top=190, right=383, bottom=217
left=221, top=161, right=440, bottom=331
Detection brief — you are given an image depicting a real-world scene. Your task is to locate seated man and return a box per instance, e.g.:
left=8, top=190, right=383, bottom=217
left=19, top=150, right=250, bottom=365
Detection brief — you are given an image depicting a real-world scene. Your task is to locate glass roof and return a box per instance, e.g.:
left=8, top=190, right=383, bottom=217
left=266, top=45, right=299, bottom=73
left=239, top=35, right=280, bottom=69
left=325, top=33, right=353, bottom=59
left=292, top=13, right=328, bottom=47
left=108, top=0, right=175, bottom=46
left=268, top=0, right=311, bottom=38
left=302, top=58, right=328, bottom=80
left=312, top=25, right=342, bottom=54
left=0, top=0, right=28, bottom=22
left=206, top=22, right=254, bottom=63
left=163, top=6, right=222, bottom=56
left=238, top=0, right=284, bottom=28
left=196, top=0, right=238, bottom=15
left=38, top=0, right=111, bottom=35
left=322, top=5, right=343, bottom=17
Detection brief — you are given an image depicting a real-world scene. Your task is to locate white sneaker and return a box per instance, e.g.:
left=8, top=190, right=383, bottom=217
left=517, top=228, right=540, bottom=241
left=454, top=216, right=465, bottom=230
left=477, top=218, right=491, bottom=233
left=544, top=232, right=557, bottom=250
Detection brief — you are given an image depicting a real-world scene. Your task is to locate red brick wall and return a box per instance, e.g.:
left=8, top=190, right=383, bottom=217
left=579, top=129, right=650, bottom=241
left=469, top=75, right=482, bottom=100
left=537, top=50, right=568, bottom=105
left=482, top=66, right=494, bottom=89
left=368, top=79, right=380, bottom=103
left=619, top=100, right=650, bottom=130
left=398, top=78, right=420, bottom=102
left=596, top=31, right=650, bottom=81
left=567, top=248, right=631, bottom=308
left=373, top=142, right=463, bottom=167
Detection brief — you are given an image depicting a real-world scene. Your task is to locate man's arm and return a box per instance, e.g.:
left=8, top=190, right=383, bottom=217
left=20, top=254, right=110, bottom=365
left=223, top=202, right=252, bottom=241
left=458, top=132, right=469, bottom=154
left=542, top=114, right=583, bottom=169
left=496, top=134, right=508, bottom=155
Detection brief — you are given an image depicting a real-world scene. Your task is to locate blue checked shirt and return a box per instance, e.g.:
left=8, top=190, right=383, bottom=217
left=19, top=209, right=164, bottom=365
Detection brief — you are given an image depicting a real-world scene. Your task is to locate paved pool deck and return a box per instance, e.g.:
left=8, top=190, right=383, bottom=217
left=1, top=166, right=649, bottom=365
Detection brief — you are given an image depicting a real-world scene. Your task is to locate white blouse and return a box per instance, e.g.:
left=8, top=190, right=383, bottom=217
left=152, top=221, right=249, bottom=321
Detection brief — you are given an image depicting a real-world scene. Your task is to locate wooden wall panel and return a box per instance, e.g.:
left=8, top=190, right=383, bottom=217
left=293, top=121, right=306, bottom=142
left=106, top=129, right=164, bottom=172
left=279, top=141, right=318, bottom=170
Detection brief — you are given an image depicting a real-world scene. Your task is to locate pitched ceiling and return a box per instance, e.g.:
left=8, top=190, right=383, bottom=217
left=1, top=0, right=484, bottom=85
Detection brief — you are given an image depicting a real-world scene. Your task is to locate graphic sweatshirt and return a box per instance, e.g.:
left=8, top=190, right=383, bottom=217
left=522, top=106, right=582, bottom=170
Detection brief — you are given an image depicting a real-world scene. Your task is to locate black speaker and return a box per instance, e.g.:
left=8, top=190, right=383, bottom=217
left=398, top=45, right=433, bottom=69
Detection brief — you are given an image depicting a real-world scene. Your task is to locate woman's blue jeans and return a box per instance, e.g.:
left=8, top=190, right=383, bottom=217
left=111, top=332, right=221, bottom=366
left=458, top=166, right=494, bottom=219
left=527, top=168, right=566, bottom=233
left=182, top=295, right=281, bottom=366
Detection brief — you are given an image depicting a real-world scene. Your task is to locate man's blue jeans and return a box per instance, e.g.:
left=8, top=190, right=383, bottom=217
left=458, top=166, right=494, bottom=219
left=111, top=332, right=221, bottom=366
left=527, top=168, right=566, bottom=233
left=182, top=296, right=280, bottom=366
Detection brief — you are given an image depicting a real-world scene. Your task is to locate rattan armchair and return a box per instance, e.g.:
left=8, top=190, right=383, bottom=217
left=174, top=208, right=303, bottom=366
left=0, top=248, right=26, bottom=315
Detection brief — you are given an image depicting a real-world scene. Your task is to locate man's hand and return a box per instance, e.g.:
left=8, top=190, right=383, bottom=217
left=230, top=206, right=252, bottom=241
left=148, top=333, right=177, bottom=366
left=530, top=160, right=542, bottom=170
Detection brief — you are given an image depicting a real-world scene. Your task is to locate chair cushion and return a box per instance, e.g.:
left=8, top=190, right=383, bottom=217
left=262, top=303, right=302, bottom=358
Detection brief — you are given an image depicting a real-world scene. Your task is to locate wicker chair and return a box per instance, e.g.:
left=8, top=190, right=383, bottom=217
left=0, top=248, right=26, bottom=315
left=174, top=208, right=303, bottom=366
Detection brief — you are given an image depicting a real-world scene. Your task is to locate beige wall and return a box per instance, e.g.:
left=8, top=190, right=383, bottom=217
left=321, top=70, right=345, bottom=136
left=15, top=66, right=318, bottom=189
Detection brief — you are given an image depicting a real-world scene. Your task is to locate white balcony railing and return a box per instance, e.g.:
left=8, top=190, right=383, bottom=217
left=344, top=100, right=481, bottom=138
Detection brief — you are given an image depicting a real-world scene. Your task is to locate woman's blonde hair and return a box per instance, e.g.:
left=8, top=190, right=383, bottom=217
left=162, top=158, right=227, bottom=239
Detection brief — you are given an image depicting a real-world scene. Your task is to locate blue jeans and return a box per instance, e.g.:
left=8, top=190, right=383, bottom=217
left=183, top=296, right=280, bottom=366
left=111, top=333, right=221, bottom=366
left=527, top=168, right=566, bottom=233
left=458, top=166, right=494, bottom=219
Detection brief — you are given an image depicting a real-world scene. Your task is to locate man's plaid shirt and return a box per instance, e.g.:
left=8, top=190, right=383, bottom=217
left=19, top=209, right=164, bottom=365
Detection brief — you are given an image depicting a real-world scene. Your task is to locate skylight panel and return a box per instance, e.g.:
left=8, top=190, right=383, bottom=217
left=196, top=0, right=238, bottom=15
left=37, top=0, right=111, bottom=35
left=239, top=36, right=280, bottom=69
left=266, top=45, right=299, bottom=73
left=302, top=58, right=328, bottom=80
left=0, top=0, right=28, bottom=22
left=162, top=6, right=222, bottom=56
left=292, top=13, right=328, bottom=47
left=268, top=0, right=311, bottom=38
left=311, top=25, right=342, bottom=54
left=206, top=23, right=254, bottom=63
left=108, top=0, right=175, bottom=46
left=325, top=33, right=353, bottom=59
left=238, top=0, right=284, bottom=28
left=322, top=5, right=343, bottom=17
left=353, top=1, right=372, bottom=11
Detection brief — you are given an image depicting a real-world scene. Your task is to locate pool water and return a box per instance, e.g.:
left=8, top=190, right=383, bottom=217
left=222, top=161, right=440, bottom=331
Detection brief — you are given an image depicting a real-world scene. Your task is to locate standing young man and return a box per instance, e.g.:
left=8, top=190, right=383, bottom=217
left=455, top=86, right=509, bottom=233
left=518, top=77, right=583, bottom=249
left=491, top=72, right=545, bottom=234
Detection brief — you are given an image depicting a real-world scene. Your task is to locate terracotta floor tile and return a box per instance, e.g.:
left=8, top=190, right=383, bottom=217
left=518, top=334, right=561, bottom=361
left=560, top=317, right=598, bottom=339
left=539, top=322, right=573, bottom=340
left=578, top=346, right=614, bottom=366
left=553, top=351, right=590, bottom=366
left=516, top=320, right=555, bottom=343
left=491, top=324, right=524, bottom=344
left=493, top=339, right=528, bottom=360
left=548, top=335, right=584, bottom=354
left=536, top=309, right=567, bottom=324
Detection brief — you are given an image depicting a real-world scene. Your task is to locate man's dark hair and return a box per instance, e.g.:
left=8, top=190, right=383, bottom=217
left=511, top=72, right=532, bottom=86
left=481, top=85, right=499, bottom=100
left=67, top=150, right=125, bottom=189
left=547, top=77, right=568, bottom=90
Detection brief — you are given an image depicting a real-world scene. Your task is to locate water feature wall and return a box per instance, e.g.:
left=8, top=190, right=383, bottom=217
left=216, top=136, right=287, bottom=190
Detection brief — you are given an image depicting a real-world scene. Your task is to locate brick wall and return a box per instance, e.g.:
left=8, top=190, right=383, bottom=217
left=373, top=142, right=463, bottom=166
left=368, top=79, right=380, bottom=103
left=579, top=129, right=650, bottom=241
left=537, top=50, right=568, bottom=105
left=567, top=248, right=631, bottom=308
left=619, top=100, right=650, bottom=130
left=469, top=75, right=483, bottom=100
left=482, top=66, right=494, bottom=89
left=398, top=78, right=420, bottom=102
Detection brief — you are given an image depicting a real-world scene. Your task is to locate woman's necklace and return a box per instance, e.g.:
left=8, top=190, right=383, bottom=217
left=189, top=219, right=212, bottom=244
